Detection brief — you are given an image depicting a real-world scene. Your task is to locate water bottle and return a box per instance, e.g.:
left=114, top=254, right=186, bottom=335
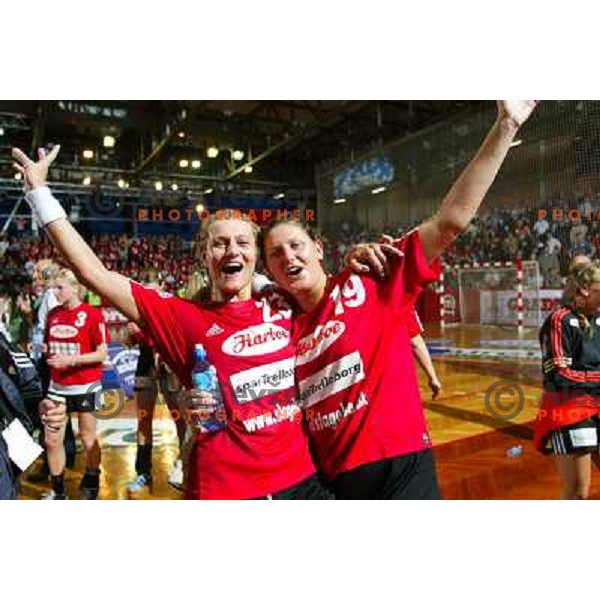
left=506, top=444, right=523, bottom=459
left=30, top=326, right=44, bottom=362
left=190, top=344, right=225, bottom=433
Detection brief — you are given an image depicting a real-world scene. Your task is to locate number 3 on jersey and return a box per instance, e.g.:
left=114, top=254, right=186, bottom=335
left=330, top=274, right=366, bottom=315
left=75, top=311, right=87, bottom=328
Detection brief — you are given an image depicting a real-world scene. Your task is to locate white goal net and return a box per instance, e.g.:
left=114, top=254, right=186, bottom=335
left=458, top=261, right=542, bottom=327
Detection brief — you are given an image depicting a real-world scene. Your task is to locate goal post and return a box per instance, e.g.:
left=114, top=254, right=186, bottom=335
left=457, top=261, right=542, bottom=328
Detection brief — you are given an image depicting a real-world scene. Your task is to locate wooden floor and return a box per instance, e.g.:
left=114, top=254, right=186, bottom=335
left=18, top=323, right=600, bottom=500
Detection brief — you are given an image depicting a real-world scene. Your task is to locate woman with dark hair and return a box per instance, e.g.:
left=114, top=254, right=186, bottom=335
left=261, top=101, right=538, bottom=499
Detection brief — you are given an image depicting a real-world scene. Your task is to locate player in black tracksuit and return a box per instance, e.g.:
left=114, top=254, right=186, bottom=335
left=534, top=261, right=600, bottom=499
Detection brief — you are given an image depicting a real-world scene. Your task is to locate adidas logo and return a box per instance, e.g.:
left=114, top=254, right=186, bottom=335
left=206, top=323, right=224, bottom=337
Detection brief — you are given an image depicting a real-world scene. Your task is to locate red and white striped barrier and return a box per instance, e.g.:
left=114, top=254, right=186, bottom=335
left=457, top=261, right=514, bottom=269
left=516, top=258, right=524, bottom=332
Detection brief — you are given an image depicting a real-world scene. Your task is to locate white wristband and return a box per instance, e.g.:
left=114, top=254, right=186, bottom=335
left=24, top=186, right=67, bottom=227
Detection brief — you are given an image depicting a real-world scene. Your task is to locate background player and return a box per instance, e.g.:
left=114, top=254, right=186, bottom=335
left=43, top=268, right=107, bottom=499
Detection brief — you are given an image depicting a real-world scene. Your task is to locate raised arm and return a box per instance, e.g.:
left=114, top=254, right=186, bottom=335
left=12, top=147, right=140, bottom=323
left=418, top=101, right=539, bottom=262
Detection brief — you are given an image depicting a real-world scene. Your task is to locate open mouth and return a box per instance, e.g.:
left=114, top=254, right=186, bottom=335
left=221, top=263, right=244, bottom=276
left=286, top=265, right=303, bottom=278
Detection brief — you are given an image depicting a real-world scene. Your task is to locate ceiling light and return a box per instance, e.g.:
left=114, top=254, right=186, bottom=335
left=191, top=159, right=201, bottom=169
left=178, top=131, right=185, bottom=139
left=232, top=149, right=244, bottom=161
left=179, top=159, right=189, bottom=168
left=207, top=146, right=219, bottom=158
left=155, top=181, right=163, bottom=191
left=103, top=135, right=115, bottom=148
left=171, top=183, right=178, bottom=191
left=333, top=198, right=347, bottom=204
left=82, top=149, right=94, bottom=159
left=14, top=172, right=22, bottom=181
left=0, top=127, right=4, bottom=136
left=83, top=176, right=91, bottom=186
left=244, top=165, right=253, bottom=173
left=371, top=186, right=386, bottom=195
left=204, top=188, right=213, bottom=194
left=117, top=179, right=126, bottom=189
left=274, top=193, right=285, bottom=200
left=510, top=139, right=523, bottom=148
left=195, top=203, right=205, bottom=212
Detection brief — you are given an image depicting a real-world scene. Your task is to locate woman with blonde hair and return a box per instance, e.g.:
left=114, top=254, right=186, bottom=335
left=43, top=268, right=108, bottom=499
left=13, top=145, right=326, bottom=498
left=25, top=258, right=78, bottom=481
left=534, top=261, right=600, bottom=499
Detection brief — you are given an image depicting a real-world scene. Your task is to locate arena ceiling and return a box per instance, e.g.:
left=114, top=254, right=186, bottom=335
left=0, top=100, right=485, bottom=197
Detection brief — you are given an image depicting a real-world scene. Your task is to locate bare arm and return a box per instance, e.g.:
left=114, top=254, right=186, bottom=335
left=418, top=101, right=538, bottom=262
left=45, top=219, right=139, bottom=322
left=47, top=344, right=108, bottom=369
left=74, top=344, right=108, bottom=365
left=411, top=334, right=442, bottom=400
left=12, top=147, right=140, bottom=323
left=47, top=317, right=109, bottom=369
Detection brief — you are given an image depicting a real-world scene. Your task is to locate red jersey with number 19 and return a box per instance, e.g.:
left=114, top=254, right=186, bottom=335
left=293, top=229, right=440, bottom=480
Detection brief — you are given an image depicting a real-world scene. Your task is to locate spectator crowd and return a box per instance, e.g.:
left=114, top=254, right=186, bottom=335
left=323, top=202, right=600, bottom=289
left=2, top=201, right=599, bottom=345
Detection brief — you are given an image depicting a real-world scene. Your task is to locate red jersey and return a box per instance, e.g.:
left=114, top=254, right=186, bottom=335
left=130, top=282, right=316, bottom=500
left=408, top=309, right=424, bottom=339
left=130, top=326, right=153, bottom=348
left=47, top=303, right=107, bottom=393
left=293, top=229, right=440, bottom=480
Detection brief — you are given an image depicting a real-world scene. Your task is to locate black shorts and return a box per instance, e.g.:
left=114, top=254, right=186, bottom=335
left=547, top=415, right=600, bottom=455
left=329, top=449, right=441, bottom=500
left=134, top=345, right=156, bottom=391
left=136, top=345, right=155, bottom=377
left=47, top=391, right=99, bottom=414
left=253, top=474, right=334, bottom=500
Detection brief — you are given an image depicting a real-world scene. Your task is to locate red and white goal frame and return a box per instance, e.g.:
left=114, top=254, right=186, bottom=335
left=432, top=259, right=561, bottom=332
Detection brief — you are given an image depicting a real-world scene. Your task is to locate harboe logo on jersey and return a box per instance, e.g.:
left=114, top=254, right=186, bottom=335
left=296, top=320, right=345, bottom=366
left=222, top=323, right=290, bottom=357
left=49, top=324, right=79, bottom=339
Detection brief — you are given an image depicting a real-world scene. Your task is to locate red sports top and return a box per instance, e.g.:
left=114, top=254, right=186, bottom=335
left=408, top=309, right=424, bottom=339
left=131, top=282, right=316, bottom=499
left=46, top=303, right=107, bottom=391
left=293, top=229, right=440, bottom=480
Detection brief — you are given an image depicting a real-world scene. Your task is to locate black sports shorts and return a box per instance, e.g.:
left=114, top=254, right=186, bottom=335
left=547, top=415, right=600, bottom=455
left=329, top=448, right=441, bottom=500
